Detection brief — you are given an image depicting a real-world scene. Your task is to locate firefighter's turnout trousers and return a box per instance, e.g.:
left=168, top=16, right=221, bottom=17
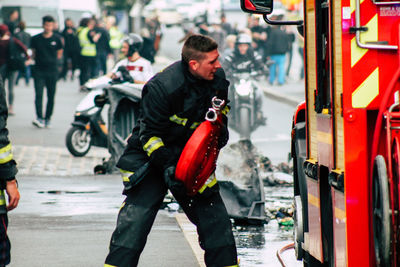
left=104, top=168, right=238, bottom=267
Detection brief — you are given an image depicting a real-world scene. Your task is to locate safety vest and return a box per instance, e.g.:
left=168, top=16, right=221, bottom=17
left=78, top=27, right=96, bottom=57
left=109, top=26, right=123, bottom=50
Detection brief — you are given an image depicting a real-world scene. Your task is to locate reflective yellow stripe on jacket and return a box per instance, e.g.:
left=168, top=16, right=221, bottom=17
left=0, top=143, right=13, bottom=164
left=169, top=114, right=200, bottom=129
left=79, top=27, right=96, bottom=57
left=169, top=114, right=187, bottom=126
left=120, top=169, right=134, bottom=183
left=221, top=105, right=230, bottom=115
left=143, top=137, right=164, bottom=156
left=198, top=173, right=217, bottom=194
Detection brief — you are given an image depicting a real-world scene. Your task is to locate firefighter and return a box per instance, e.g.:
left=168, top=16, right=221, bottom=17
left=0, top=76, right=20, bottom=266
left=104, top=34, right=238, bottom=267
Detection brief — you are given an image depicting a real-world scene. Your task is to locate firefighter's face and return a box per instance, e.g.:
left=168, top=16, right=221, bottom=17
left=189, top=49, right=221, bottom=81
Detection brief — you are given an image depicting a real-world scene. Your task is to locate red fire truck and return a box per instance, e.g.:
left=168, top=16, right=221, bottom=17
left=241, top=0, right=400, bottom=266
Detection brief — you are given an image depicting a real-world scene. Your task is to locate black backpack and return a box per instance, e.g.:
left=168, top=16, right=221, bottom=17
left=8, top=38, right=26, bottom=72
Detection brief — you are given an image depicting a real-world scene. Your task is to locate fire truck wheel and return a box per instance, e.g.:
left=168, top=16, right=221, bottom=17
left=294, top=195, right=304, bottom=260
left=372, top=155, right=391, bottom=267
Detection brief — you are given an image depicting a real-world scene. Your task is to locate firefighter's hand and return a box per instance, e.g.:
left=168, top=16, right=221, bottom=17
left=6, top=179, right=20, bottom=211
left=163, top=166, right=186, bottom=195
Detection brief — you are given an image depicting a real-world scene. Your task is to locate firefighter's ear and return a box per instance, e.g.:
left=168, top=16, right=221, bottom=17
left=188, top=59, right=199, bottom=71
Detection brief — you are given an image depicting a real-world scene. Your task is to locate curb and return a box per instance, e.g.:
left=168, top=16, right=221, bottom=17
left=262, top=87, right=303, bottom=107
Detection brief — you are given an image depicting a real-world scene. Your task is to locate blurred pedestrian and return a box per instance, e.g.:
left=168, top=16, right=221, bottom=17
left=265, top=18, right=291, bottom=85
left=250, top=16, right=267, bottom=59
left=0, top=75, right=20, bottom=267
left=106, top=16, right=123, bottom=63
left=61, top=18, right=79, bottom=81
left=4, top=10, right=19, bottom=36
left=94, top=19, right=111, bottom=76
left=0, top=24, right=29, bottom=115
left=78, top=17, right=100, bottom=88
left=221, top=13, right=234, bottom=35
left=139, top=28, right=156, bottom=64
left=14, top=21, right=32, bottom=86
left=221, top=34, right=236, bottom=59
left=30, top=15, right=63, bottom=128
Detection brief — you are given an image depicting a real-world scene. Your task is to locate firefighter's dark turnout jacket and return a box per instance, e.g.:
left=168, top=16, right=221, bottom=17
left=105, top=61, right=238, bottom=267
left=0, top=77, right=17, bottom=213
left=117, top=60, right=229, bottom=181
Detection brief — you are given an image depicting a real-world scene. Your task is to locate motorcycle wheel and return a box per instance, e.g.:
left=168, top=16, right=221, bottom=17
left=238, top=108, right=251, bottom=139
left=66, top=126, right=92, bottom=157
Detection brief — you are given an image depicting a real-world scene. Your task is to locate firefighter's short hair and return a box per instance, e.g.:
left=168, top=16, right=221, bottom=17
left=182, top=34, right=218, bottom=63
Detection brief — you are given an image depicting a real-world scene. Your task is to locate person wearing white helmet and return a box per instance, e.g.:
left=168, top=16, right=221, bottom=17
left=109, top=33, right=154, bottom=84
left=223, top=33, right=266, bottom=125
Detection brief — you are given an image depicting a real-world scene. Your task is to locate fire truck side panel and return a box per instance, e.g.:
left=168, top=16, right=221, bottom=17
left=332, top=1, right=346, bottom=266
left=306, top=177, right=324, bottom=262
left=316, top=115, right=334, bottom=168
left=340, top=1, right=375, bottom=265
left=305, top=0, right=318, bottom=161
left=332, top=189, right=346, bottom=267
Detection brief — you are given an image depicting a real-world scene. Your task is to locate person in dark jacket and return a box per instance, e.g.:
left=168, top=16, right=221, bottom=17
left=223, top=33, right=266, bottom=125
left=4, top=10, right=19, bottom=36
left=265, top=22, right=291, bottom=85
left=15, top=21, right=32, bottom=86
left=94, top=20, right=111, bottom=76
left=60, top=18, right=79, bottom=81
left=0, top=76, right=21, bottom=266
left=104, top=34, right=238, bottom=267
left=0, top=24, right=29, bottom=115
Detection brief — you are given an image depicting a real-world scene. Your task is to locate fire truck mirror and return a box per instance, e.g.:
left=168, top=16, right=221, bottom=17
left=240, top=0, right=273, bottom=15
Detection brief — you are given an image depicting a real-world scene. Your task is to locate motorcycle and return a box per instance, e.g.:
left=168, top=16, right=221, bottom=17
left=228, top=71, right=266, bottom=140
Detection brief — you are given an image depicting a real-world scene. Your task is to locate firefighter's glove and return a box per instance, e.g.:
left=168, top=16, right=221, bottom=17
left=163, top=166, right=186, bottom=196
left=150, top=146, right=175, bottom=171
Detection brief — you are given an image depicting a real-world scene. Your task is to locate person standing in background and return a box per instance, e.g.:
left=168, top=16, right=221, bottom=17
left=78, top=17, right=100, bottom=88
left=30, top=15, right=63, bottom=128
left=106, top=16, right=123, bottom=64
left=0, top=24, right=29, bottom=115
left=4, top=10, right=19, bottom=36
left=265, top=16, right=291, bottom=85
left=15, top=21, right=32, bottom=86
left=94, top=19, right=111, bottom=76
left=61, top=18, right=79, bottom=81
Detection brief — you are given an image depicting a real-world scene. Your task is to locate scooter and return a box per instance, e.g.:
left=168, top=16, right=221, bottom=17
left=66, top=66, right=139, bottom=157
left=229, top=71, right=266, bottom=139
left=65, top=87, right=109, bottom=157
